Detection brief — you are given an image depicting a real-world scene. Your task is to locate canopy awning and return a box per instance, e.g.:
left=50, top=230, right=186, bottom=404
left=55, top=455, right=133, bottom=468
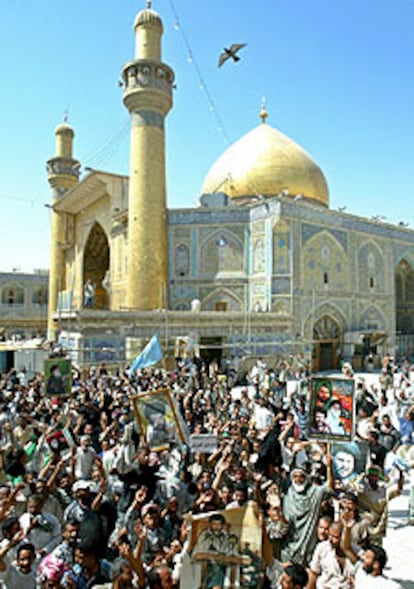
left=344, top=330, right=388, bottom=346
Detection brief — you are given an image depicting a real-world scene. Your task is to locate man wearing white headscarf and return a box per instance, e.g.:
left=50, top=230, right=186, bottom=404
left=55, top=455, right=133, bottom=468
left=74, top=434, right=96, bottom=480
left=280, top=449, right=333, bottom=566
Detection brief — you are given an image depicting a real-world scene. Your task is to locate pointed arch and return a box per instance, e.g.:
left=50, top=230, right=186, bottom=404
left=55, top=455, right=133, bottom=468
left=272, top=218, right=290, bottom=232
left=313, top=315, right=342, bottom=340
left=359, top=305, right=387, bottom=331
left=395, top=252, right=414, bottom=270
left=303, top=304, right=345, bottom=371
left=83, top=222, right=110, bottom=310
left=252, top=238, right=265, bottom=273
left=1, top=282, right=25, bottom=306
left=303, top=230, right=348, bottom=291
left=32, top=285, right=48, bottom=307
left=271, top=299, right=290, bottom=315
left=201, top=288, right=242, bottom=311
left=200, top=230, right=243, bottom=276
left=175, top=243, right=190, bottom=277
left=303, top=302, right=347, bottom=341
left=272, top=219, right=290, bottom=274
left=173, top=300, right=191, bottom=311
left=358, top=240, right=385, bottom=293
left=395, top=258, right=414, bottom=303
left=395, top=258, right=414, bottom=334
left=305, top=229, right=346, bottom=256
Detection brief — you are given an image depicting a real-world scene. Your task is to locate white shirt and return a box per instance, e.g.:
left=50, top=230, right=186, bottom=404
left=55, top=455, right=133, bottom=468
left=75, top=445, right=96, bottom=479
left=254, top=404, right=273, bottom=431
left=0, top=539, right=17, bottom=566
left=309, top=540, right=354, bottom=589
left=355, top=564, right=403, bottom=588
left=19, top=511, right=62, bottom=553
left=326, top=410, right=346, bottom=435
left=101, top=447, right=118, bottom=476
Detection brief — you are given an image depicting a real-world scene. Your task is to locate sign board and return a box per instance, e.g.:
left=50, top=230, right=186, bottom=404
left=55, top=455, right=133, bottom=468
left=189, top=434, right=218, bottom=454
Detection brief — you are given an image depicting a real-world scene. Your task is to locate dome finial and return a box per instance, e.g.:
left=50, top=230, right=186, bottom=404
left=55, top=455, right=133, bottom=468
left=260, top=98, right=268, bottom=123
left=146, top=0, right=152, bottom=7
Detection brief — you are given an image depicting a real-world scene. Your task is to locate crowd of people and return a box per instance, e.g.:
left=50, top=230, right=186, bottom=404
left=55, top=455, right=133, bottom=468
left=0, top=351, right=413, bottom=588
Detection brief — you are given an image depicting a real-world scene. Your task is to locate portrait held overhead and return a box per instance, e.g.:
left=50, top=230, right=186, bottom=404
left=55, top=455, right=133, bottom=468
left=132, top=389, right=186, bottom=451
left=43, top=358, right=72, bottom=398
left=309, top=377, right=355, bottom=441
left=185, top=504, right=262, bottom=589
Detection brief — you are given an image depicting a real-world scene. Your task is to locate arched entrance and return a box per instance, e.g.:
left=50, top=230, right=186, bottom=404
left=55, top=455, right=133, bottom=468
left=83, top=223, right=110, bottom=310
left=312, top=315, right=342, bottom=372
left=395, top=258, right=414, bottom=357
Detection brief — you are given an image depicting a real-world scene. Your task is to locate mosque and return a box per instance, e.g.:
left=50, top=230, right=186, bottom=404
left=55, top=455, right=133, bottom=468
left=46, top=1, right=414, bottom=371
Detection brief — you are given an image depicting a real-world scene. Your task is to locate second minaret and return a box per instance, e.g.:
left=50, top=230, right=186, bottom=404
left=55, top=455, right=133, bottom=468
left=122, top=1, right=174, bottom=310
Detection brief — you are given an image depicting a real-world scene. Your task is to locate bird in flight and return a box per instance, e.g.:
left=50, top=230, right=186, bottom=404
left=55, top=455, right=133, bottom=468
left=218, top=43, right=247, bottom=67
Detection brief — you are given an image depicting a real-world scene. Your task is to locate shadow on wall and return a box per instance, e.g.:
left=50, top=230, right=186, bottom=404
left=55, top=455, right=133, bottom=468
left=398, top=581, right=414, bottom=589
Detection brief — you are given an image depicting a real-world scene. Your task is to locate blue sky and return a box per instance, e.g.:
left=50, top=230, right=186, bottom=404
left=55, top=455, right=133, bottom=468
left=1, top=0, right=414, bottom=272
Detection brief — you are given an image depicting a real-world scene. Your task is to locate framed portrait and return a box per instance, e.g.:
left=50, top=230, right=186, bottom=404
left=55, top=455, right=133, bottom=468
left=46, top=427, right=75, bottom=455
left=44, top=358, right=72, bottom=398
left=181, top=504, right=262, bottom=589
left=308, top=377, right=355, bottom=441
left=132, top=388, right=186, bottom=451
left=331, top=441, right=368, bottom=483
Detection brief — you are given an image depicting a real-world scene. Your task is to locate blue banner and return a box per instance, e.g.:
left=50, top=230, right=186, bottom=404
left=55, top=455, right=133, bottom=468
left=130, top=334, right=163, bottom=373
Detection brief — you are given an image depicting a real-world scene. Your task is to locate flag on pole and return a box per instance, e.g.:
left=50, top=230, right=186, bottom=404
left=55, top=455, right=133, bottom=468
left=130, top=334, right=163, bottom=374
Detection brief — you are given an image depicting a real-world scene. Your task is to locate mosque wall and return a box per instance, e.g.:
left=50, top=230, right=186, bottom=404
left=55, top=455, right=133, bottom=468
left=110, top=230, right=128, bottom=310
left=250, top=218, right=268, bottom=312
left=166, top=202, right=414, bottom=348
left=168, top=217, right=250, bottom=311
left=0, top=272, right=48, bottom=339
left=52, top=183, right=414, bottom=365
left=52, top=190, right=414, bottom=367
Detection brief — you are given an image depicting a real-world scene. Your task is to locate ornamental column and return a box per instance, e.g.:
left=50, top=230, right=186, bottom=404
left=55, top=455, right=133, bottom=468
left=122, top=1, right=174, bottom=309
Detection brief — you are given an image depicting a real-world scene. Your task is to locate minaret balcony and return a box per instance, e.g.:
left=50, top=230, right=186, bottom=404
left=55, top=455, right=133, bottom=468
left=46, top=157, right=80, bottom=179
left=122, top=60, right=174, bottom=112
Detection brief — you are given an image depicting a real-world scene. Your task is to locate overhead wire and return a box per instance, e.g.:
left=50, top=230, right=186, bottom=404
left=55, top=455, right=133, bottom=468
left=166, top=0, right=269, bottom=201
left=0, top=193, right=38, bottom=206
left=2, top=2, right=231, bottom=206
left=166, top=0, right=231, bottom=145
left=81, top=117, right=130, bottom=168
left=52, top=1, right=232, bottom=172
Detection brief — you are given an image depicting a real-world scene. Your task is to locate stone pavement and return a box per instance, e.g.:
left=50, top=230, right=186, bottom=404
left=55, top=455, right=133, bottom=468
left=383, top=483, right=414, bottom=588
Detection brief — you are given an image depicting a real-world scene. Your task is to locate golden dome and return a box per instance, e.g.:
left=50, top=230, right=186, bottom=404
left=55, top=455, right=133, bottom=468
left=55, top=121, right=74, bottom=137
left=201, top=119, right=329, bottom=207
left=135, top=1, right=163, bottom=31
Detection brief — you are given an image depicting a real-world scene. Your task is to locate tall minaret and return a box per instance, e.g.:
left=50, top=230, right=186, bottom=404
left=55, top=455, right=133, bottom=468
left=46, top=121, right=80, bottom=340
left=122, top=1, right=174, bottom=310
